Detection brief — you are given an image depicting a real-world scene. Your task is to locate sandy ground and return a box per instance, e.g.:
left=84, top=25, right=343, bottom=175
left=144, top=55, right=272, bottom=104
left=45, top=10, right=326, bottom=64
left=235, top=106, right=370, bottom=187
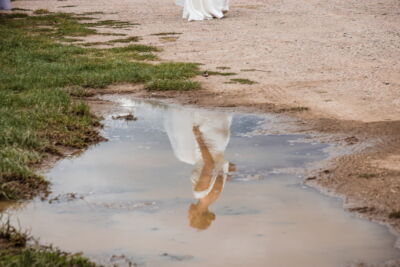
left=13, top=0, right=400, bottom=250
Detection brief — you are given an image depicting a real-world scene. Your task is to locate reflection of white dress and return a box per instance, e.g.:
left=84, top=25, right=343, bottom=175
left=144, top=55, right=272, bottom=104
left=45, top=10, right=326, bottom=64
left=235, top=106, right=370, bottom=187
left=176, top=0, right=229, bottom=21
left=164, top=107, right=232, bottom=198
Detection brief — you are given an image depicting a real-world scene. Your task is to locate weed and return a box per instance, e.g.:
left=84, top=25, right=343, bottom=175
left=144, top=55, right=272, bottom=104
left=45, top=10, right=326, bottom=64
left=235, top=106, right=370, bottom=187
left=33, top=9, right=50, bottom=15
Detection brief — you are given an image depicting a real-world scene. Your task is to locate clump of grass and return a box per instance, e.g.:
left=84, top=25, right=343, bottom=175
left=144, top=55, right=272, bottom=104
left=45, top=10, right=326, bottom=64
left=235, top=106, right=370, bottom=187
left=0, top=12, right=199, bottom=200
left=206, top=71, right=237, bottom=76
left=86, top=19, right=138, bottom=29
left=0, top=219, right=98, bottom=266
left=228, top=78, right=257, bottom=85
left=241, top=68, right=257, bottom=72
left=216, top=66, right=231, bottom=70
left=0, top=219, right=29, bottom=248
left=389, top=211, right=400, bottom=219
left=99, top=32, right=127, bottom=37
left=59, top=5, right=77, bottom=8
left=151, top=32, right=182, bottom=36
left=109, top=44, right=160, bottom=53
left=108, top=36, right=141, bottom=43
left=33, top=9, right=50, bottom=15
left=0, top=248, right=99, bottom=267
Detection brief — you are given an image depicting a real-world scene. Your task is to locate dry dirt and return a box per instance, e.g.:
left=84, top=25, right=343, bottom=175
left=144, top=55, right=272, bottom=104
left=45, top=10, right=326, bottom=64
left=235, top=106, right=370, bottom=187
left=15, top=0, right=400, bottom=246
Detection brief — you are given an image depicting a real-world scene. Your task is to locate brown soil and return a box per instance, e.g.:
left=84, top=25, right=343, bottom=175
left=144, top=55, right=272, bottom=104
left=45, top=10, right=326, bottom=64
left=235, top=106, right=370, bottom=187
left=15, top=0, right=400, bottom=247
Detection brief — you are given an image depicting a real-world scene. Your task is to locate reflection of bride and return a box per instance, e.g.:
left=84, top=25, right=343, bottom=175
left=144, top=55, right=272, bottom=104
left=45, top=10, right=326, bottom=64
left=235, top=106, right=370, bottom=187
left=176, top=0, right=229, bottom=21
left=164, top=108, right=235, bottom=230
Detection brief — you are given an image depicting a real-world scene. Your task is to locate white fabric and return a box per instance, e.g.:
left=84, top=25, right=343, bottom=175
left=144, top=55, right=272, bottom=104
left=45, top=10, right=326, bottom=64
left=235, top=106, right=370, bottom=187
left=0, top=0, right=11, bottom=10
left=164, top=107, right=232, bottom=198
left=176, top=0, right=229, bottom=21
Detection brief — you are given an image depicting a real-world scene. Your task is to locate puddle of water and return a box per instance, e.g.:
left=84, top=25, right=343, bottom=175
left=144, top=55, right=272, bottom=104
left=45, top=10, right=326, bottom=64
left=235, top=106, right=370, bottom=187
left=4, top=97, right=400, bottom=266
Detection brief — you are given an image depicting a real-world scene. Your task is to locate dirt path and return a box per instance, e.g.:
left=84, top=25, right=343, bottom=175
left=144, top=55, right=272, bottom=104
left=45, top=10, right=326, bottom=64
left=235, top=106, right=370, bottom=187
left=16, top=0, right=400, bottom=240
left=21, top=0, right=399, bottom=122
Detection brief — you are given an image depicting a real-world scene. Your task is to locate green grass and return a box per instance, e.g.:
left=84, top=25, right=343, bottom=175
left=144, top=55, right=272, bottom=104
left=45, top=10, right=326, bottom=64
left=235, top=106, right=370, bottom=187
left=0, top=12, right=199, bottom=200
left=108, top=36, right=141, bottom=43
left=0, top=220, right=99, bottom=267
left=228, top=78, right=257, bottom=85
left=207, top=71, right=237, bottom=76
left=86, top=19, right=138, bottom=28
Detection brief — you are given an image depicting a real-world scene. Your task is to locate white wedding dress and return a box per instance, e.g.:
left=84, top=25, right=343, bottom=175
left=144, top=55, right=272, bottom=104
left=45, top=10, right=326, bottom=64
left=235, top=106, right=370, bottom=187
left=176, top=0, right=229, bottom=21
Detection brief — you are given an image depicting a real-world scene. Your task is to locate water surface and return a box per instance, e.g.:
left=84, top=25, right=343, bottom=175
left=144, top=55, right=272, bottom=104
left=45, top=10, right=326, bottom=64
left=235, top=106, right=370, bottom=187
left=6, top=97, right=400, bottom=266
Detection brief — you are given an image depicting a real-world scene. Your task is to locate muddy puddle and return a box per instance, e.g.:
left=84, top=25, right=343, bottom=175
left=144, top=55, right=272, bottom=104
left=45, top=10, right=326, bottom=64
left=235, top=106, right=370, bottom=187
left=4, top=97, right=400, bottom=266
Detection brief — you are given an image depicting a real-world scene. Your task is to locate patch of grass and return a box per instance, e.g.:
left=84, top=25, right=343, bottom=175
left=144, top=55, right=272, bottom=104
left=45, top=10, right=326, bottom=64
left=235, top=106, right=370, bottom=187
left=358, top=173, right=377, bottom=179
left=66, top=87, right=95, bottom=97
left=80, top=41, right=113, bottom=47
left=151, top=32, right=182, bottom=36
left=86, top=19, right=138, bottom=29
left=389, top=211, right=400, bottom=219
left=0, top=220, right=99, bottom=267
left=207, top=71, right=237, bottom=76
left=99, top=32, right=127, bottom=37
left=59, top=5, right=77, bottom=8
left=216, top=66, right=231, bottom=70
left=33, top=9, right=50, bottom=15
left=108, top=36, right=141, bottom=43
left=241, top=68, right=257, bottom=72
left=228, top=78, right=257, bottom=85
left=0, top=12, right=199, bottom=200
left=109, top=44, right=160, bottom=53
left=0, top=219, right=29, bottom=248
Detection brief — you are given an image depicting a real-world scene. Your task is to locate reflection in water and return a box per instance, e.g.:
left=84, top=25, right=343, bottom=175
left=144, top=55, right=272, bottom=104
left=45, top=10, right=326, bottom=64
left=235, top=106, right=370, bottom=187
left=2, top=97, right=400, bottom=267
left=164, top=107, right=235, bottom=230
